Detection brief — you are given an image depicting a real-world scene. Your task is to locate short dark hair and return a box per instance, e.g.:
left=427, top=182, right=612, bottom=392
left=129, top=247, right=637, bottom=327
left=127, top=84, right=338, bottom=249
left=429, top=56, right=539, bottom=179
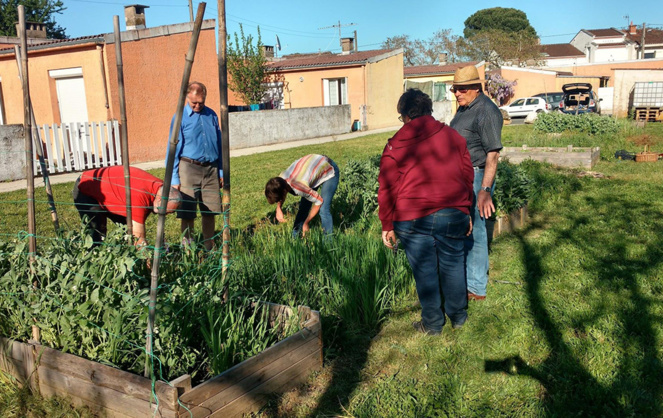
left=265, top=177, right=289, bottom=204
left=397, top=89, right=433, bottom=120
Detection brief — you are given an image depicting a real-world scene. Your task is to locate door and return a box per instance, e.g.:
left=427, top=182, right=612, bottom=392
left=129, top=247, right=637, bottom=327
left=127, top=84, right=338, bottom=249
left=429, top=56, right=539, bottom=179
left=525, top=98, right=541, bottom=114
left=53, top=73, right=89, bottom=169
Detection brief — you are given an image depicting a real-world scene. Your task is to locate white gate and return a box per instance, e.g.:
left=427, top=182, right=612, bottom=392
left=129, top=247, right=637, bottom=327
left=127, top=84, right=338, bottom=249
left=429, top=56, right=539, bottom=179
left=35, top=120, right=122, bottom=175
left=598, top=87, right=614, bottom=115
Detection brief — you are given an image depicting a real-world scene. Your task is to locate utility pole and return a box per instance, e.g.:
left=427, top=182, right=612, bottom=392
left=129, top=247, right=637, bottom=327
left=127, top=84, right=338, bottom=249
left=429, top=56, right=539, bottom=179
left=318, top=20, right=356, bottom=49
left=640, top=22, right=646, bottom=59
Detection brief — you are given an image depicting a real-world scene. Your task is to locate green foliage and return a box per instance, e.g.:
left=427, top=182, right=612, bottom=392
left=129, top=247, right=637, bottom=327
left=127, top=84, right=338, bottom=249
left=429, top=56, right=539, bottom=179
left=334, top=155, right=381, bottom=229
left=493, top=160, right=532, bottom=215
left=0, top=0, right=67, bottom=39
left=533, top=112, right=619, bottom=135
left=463, top=7, right=537, bottom=38
left=227, top=24, right=268, bottom=105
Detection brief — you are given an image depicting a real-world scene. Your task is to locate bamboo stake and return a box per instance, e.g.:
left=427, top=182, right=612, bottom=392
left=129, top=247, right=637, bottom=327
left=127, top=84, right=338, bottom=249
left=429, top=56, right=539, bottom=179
left=114, top=16, right=133, bottom=236
left=18, top=8, right=36, bottom=256
left=18, top=6, right=39, bottom=344
left=14, top=46, right=60, bottom=234
left=144, top=2, right=207, bottom=378
left=218, top=0, right=231, bottom=279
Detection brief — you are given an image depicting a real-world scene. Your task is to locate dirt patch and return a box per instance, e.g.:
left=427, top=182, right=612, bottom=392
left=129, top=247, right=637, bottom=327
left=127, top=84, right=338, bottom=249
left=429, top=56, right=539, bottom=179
left=575, top=171, right=610, bottom=179
left=627, top=134, right=662, bottom=148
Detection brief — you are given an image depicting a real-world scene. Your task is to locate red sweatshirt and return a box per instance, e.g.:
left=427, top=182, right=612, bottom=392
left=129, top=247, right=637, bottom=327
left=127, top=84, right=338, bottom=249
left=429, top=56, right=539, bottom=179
left=378, top=115, right=474, bottom=231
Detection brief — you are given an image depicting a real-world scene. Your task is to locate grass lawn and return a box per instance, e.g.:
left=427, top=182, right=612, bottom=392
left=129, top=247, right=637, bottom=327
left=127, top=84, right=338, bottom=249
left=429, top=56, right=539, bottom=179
left=1, top=121, right=662, bottom=416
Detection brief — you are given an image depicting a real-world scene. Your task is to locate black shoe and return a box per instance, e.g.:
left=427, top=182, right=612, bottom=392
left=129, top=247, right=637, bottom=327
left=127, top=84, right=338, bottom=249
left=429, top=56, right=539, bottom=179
left=412, top=321, right=441, bottom=335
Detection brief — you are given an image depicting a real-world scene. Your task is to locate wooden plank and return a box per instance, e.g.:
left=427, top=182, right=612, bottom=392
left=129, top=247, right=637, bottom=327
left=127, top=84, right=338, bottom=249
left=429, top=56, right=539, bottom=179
left=90, top=122, right=100, bottom=168
left=112, top=120, right=122, bottom=165
left=180, top=317, right=320, bottom=407
left=181, top=336, right=321, bottom=417
left=42, top=125, right=55, bottom=174
left=99, top=121, right=109, bottom=167
left=37, top=365, right=177, bottom=418
left=24, top=343, right=37, bottom=392
left=84, top=122, right=93, bottom=169
left=40, top=382, right=130, bottom=417
left=107, top=121, right=116, bottom=165
left=209, top=350, right=321, bottom=417
left=35, top=344, right=179, bottom=409
left=68, top=122, right=81, bottom=171
left=57, top=124, right=72, bottom=172
left=171, top=374, right=192, bottom=397
left=0, top=337, right=27, bottom=362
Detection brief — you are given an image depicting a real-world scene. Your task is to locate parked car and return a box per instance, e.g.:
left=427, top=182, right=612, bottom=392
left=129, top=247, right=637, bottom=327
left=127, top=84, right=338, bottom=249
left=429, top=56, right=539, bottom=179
left=500, top=97, right=550, bottom=118
left=534, top=92, right=564, bottom=111
left=559, top=83, right=601, bottom=114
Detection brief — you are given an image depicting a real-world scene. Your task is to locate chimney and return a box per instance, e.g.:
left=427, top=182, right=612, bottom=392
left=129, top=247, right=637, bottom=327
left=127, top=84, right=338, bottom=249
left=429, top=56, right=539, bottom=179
left=341, top=37, right=354, bottom=55
left=629, top=21, right=637, bottom=35
left=438, top=53, right=448, bottom=66
left=262, top=45, right=274, bottom=58
left=125, top=4, right=149, bottom=30
left=15, top=21, right=47, bottom=39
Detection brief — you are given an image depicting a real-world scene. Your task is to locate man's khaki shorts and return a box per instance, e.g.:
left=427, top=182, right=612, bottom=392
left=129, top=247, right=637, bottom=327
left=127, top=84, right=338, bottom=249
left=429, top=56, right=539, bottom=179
left=177, top=159, right=221, bottom=219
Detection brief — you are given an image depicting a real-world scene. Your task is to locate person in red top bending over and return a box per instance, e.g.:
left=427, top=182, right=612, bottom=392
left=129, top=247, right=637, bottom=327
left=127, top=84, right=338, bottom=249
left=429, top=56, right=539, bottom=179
left=72, top=166, right=180, bottom=246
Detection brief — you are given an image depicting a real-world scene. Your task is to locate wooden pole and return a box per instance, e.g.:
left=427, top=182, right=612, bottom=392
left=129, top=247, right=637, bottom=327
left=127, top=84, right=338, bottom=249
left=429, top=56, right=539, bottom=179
left=18, top=7, right=36, bottom=256
left=188, top=0, right=194, bottom=22
left=144, top=2, right=207, bottom=378
left=18, top=6, right=39, bottom=344
left=114, top=16, right=133, bottom=236
left=218, top=0, right=231, bottom=279
left=14, top=46, right=60, bottom=234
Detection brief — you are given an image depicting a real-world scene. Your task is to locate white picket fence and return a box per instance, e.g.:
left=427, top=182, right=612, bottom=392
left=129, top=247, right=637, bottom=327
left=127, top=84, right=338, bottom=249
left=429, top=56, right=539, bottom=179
left=34, top=120, right=122, bottom=175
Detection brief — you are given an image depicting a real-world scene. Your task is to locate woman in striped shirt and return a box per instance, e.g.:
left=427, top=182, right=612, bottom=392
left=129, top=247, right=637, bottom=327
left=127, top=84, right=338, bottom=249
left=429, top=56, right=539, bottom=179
left=265, top=154, right=339, bottom=238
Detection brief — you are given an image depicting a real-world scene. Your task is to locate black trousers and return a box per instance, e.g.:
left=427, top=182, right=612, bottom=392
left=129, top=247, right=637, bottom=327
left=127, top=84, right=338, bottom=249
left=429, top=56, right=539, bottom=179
left=72, top=177, right=127, bottom=243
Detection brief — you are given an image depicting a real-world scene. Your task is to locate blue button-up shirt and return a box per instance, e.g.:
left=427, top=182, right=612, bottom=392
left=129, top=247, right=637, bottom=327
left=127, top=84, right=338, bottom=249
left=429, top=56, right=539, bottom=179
left=167, top=103, right=223, bottom=186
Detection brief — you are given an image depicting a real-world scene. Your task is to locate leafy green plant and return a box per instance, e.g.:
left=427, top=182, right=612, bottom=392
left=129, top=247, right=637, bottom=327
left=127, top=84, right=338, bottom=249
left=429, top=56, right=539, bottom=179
left=227, top=24, right=268, bottom=105
left=493, top=160, right=533, bottom=215
left=533, top=112, right=619, bottom=135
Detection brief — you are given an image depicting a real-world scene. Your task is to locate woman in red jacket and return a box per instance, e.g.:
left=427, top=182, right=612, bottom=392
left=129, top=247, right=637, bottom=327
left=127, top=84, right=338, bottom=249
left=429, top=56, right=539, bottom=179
left=379, top=89, right=474, bottom=335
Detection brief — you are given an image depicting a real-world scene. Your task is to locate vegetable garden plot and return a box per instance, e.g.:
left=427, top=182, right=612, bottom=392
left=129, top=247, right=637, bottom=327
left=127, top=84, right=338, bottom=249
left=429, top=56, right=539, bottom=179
left=500, top=146, right=600, bottom=169
left=0, top=304, right=322, bottom=418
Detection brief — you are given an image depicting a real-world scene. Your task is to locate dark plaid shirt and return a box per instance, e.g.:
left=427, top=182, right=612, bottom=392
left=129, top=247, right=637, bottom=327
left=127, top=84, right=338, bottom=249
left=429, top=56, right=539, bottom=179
left=449, top=93, right=503, bottom=167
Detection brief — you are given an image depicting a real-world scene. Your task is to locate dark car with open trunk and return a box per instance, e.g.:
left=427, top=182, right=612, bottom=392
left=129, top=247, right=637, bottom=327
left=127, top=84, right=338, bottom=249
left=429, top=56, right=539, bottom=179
left=559, top=83, right=601, bottom=114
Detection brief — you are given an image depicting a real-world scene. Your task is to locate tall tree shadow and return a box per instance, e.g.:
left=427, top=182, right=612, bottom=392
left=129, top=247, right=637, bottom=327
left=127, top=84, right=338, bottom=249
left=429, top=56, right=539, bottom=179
left=486, top=180, right=663, bottom=415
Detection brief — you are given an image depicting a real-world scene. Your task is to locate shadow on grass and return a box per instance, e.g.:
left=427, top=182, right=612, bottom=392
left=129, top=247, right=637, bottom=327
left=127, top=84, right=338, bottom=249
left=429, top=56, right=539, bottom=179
left=486, top=181, right=663, bottom=415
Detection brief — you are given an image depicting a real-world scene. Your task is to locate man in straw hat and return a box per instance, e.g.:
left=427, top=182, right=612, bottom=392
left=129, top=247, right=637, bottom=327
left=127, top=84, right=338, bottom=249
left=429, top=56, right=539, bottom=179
left=449, top=65, right=503, bottom=301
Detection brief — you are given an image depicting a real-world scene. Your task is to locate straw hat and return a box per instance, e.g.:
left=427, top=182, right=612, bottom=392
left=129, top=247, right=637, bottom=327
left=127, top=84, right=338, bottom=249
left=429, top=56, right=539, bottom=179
left=453, top=66, right=484, bottom=86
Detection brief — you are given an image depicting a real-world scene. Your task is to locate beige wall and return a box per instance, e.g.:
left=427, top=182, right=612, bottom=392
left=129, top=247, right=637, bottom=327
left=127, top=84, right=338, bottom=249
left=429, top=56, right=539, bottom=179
left=0, top=43, right=108, bottom=125
left=613, top=69, right=663, bottom=118
left=365, top=53, right=403, bottom=129
left=499, top=68, right=559, bottom=104
left=547, top=58, right=663, bottom=87
left=279, top=65, right=365, bottom=124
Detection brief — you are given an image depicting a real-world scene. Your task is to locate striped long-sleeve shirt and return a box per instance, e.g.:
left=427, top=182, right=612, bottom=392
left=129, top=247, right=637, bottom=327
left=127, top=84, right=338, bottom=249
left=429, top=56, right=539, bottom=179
left=280, top=154, right=335, bottom=205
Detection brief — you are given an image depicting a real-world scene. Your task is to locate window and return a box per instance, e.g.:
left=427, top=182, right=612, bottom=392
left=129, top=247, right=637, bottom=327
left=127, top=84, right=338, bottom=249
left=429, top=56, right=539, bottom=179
left=510, top=99, right=526, bottom=106
left=526, top=98, right=539, bottom=106
left=323, top=78, right=347, bottom=106
left=644, top=52, right=655, bottom=59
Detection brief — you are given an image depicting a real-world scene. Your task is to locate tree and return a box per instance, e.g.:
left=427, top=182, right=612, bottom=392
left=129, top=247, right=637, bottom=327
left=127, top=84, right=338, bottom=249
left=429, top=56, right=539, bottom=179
left=382, top=34, right=419, bottom=66
left=459, top=29, right=542, bottom=67
left=382, top=30, right=464, bottom=67
left=227, top=24, right=268, bottom=105
left=460, top=8, right=541, bottom=67
left=463, top=7, right=537, bottom=38
left=0, top=0, right=67, bottom=39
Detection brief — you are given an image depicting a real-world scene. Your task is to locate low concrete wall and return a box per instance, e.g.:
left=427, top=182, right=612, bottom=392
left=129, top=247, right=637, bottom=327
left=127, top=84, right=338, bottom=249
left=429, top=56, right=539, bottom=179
left=0, top=125, right=25, bottom=182
left=228, top=105, right=351, bottom=149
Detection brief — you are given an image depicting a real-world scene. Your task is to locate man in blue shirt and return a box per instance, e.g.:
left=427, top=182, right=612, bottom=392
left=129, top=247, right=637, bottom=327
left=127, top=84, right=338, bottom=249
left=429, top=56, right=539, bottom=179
left=166, top=82, right=223, bottom=251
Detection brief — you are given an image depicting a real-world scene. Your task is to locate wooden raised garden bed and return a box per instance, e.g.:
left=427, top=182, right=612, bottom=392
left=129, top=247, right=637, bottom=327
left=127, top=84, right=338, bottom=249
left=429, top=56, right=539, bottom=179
left=0, top=303, right=322, bottom=417
left=491, top=205, right=528, bottom=239
left=501, top=145, right=600, bottom=169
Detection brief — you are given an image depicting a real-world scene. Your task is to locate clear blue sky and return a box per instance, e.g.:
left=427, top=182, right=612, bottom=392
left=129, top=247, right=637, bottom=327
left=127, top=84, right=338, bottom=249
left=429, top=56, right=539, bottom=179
left=57, top=0, right=663, bottom=55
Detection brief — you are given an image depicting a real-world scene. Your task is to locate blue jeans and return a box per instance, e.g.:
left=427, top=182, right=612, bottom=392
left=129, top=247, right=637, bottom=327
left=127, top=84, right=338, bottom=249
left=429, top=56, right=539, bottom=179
left=293, top=159, right=339, bottom=237
left=394, top=208, right=469, bottom=332
left=465, top=168, right=494, bottom=296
